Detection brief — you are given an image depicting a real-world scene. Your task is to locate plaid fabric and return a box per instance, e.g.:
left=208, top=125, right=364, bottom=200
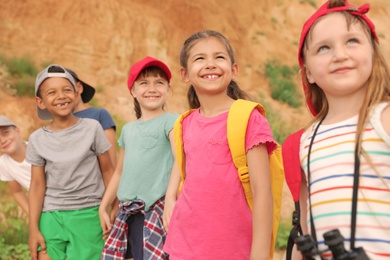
left=101, top=200, right=145, bottom=260
left=144, top=197, right=168, bottom=260
left=101, top=198, right=168, bottom=260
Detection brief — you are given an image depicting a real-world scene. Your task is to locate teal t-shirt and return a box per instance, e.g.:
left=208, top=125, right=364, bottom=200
left=117, top=112, right=178, bottom=211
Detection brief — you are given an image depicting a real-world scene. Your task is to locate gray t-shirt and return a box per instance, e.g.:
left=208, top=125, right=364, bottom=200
left=26, top=118, right=111, bottom=211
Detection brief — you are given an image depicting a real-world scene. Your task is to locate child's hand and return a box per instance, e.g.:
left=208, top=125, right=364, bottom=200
left=162, top=198, right=176, bottom=232
left=29, top=230, right=47, bottom=260
left=99, top=208, right=113, bottom=240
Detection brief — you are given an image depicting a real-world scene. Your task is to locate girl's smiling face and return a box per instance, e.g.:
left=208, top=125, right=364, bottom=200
left=131, top=74, right=170, bottom=112
left=181, top=36, right=238, bottom=97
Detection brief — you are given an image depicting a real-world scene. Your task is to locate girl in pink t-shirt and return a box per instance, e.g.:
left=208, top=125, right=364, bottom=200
left=163, top=30, right=277, bottom=260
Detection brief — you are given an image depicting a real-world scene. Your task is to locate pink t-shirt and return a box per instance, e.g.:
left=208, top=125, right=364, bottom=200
left=164, top=108, right=276, bottom=260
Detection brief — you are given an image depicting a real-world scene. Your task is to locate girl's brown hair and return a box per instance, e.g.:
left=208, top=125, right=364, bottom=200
left=179, top=30, right=250, bottom=108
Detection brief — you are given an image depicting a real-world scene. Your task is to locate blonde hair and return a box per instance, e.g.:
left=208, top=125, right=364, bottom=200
left=301, top=1, right=390, bottom=182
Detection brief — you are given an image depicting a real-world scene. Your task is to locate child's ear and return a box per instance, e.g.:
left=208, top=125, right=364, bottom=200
left=74, top=86, right=80, bottom=99
left=231, top=63, right=238, bottom=80
left=76, top=82, right=84, bottom=95
left=305, top=67, right=315, bottom=84
left=15, top=127, right=22, bottom=138
left=36, top=97, right=47, bottom=110
left=180, top=68, right=190, bottom=83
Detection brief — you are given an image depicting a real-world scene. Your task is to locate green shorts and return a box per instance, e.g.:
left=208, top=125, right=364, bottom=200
left=39, top=206, right=104, bottom=260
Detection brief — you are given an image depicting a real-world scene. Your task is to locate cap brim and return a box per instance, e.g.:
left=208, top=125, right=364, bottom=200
left=80, top=81, right=96, bottom=103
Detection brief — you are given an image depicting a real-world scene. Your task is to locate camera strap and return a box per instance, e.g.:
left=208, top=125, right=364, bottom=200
left=307, top=118, right=360, bottom=250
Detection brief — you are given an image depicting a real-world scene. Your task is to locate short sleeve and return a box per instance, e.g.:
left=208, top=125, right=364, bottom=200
left=92, top=120, right=112, bottom=155
left=370, top=102, right=390, bottom=146
left=245, top=109, right=277, bottom=155
left=118, top=123, right=128, bottom=149
left=164, top=113, right=179, bottom=137
left=0, top=156, right=13, bottom=181
left=25, top=130, right=46, bottom=166
left=98, top=108, right=116, bottom=131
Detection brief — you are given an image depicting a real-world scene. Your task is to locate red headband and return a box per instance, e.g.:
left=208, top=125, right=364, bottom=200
left=298, top=0, right=378, bottom=116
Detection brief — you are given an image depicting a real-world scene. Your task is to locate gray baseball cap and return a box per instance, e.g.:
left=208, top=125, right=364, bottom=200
left=35, top=64, right=76, bottom=120
left=0, top=116, right=16, bottom=127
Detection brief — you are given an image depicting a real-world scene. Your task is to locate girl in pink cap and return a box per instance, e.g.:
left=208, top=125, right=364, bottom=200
left=284, top=0, right=390, bottom=259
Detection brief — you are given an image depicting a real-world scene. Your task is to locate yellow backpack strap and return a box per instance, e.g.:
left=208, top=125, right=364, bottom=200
left=173, top=109, right=195, bottom=193
left=227, top=99, right=266, bottom=211
left=228, top=99, right=284, bottom=259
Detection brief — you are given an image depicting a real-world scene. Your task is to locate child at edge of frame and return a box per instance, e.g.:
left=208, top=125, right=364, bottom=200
left=0, top=115, right=30, bottom=216
left=286, top=0, right=390, bottom=259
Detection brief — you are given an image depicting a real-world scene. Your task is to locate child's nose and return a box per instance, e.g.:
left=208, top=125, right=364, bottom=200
left=333, top=46, right=348, bottom=61
left=205, top=59, right=217, bottom=69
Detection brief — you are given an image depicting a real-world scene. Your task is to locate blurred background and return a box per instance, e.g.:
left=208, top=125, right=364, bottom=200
left=0, top=0, right=389, bottom=258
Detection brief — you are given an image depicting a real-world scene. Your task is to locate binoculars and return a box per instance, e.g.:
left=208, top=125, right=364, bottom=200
left=295, top=229, right=370, bottom=260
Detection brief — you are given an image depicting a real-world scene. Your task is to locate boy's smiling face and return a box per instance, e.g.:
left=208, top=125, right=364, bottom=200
left=36, top=77, right=78, bottom=119
left=0, top=125, right=22, bottom=156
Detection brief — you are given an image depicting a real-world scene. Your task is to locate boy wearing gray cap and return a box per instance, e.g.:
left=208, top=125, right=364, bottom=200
left=0, top=115, right=30, bottom=215
left=26, top=64, right=114, bottom=260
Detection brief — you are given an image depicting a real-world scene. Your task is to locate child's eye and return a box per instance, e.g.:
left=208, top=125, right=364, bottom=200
left=194, top=57, right=204, bottom=61
left=216, top=55, right=225, bottom=59
left=317, top=45, right=329, bottom=53
left=347, top=38, right=359, bottom=45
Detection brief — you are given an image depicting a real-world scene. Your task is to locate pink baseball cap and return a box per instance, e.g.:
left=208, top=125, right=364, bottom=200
left=298, top=0, right=378, bottom=115
left=127, top=56, right=172, bottom=91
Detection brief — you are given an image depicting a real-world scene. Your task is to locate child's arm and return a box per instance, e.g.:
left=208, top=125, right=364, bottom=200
left=98, top=150, right=114, bottom=189
left=7, top=180, right=29, bottom=215
left=291, top=170, right=308, bottom=260
left=28, top=165, right=47, bottom=260
left=98, top=148, right=124, bottom=238
left=104, top=127, right=117, bottom=168
left=162, top=130, right=180, bottom=232
left=247, top=144, right=272, bottom=260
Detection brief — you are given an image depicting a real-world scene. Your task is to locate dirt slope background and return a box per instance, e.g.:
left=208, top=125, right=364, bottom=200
left=0, top=0, right=389, bottom=256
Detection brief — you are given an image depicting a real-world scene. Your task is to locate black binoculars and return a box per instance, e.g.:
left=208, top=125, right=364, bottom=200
left=295, top=229, right=370, bottom=260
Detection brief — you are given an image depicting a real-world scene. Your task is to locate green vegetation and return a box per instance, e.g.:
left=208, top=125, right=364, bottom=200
left=265, top=59, right=302, bottom=108
left=0, top=182, right=30, bottom=260
left=0, top=55, right=40, bottom=97
left=276, top=221, right=291, bottom=250
left=300, top=0, right=317, bottom=8
left=113, top=114, right=127, bottom=149
left=258, top=98, right=294, bottom=144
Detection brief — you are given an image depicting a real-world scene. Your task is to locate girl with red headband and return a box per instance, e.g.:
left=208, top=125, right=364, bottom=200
left=285, top=0, right=390, bottom=259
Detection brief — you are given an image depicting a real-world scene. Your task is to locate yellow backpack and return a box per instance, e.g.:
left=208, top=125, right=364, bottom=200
left=174, top=99, right=284, bottom=259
